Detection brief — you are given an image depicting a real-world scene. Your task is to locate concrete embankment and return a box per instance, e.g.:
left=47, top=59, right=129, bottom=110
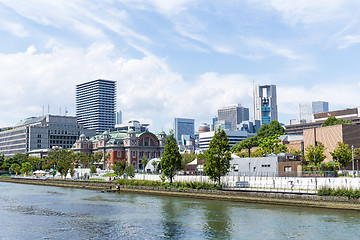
left=2, top=177, right=360, bottom=211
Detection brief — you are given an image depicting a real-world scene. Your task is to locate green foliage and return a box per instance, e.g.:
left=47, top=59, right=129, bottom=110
left=304, top=142, right=326, bottom=166
left=21, top=162, right=32, bottom=174
left=317, top=186, right=360, bottom=199
left=92, top=151, right=103, bottom=164
left=204, top=128, right=231, bottom=185
left=232, top=120, right=286, bottom=157
left=319, top=161, right=340, bottom=171
left=232, top=136, right=258, bottom=157
left=45, top=148, right=75, bottom=178
left=102, top=173, right=116, bottom=177
left=181, top=152, right=197, bottom=168
left=322, top=116, right=353, bottom=127
left=125, top=164, right=136, bottom=178
left=258, top=134, right=288, bottom=154
left=141, top=156, right=148, bottom=171
left=90, top=165, right=97, bottom=174
left=114, top=178, right=221, bottom=190
left=330, top=142, right=354, bottom=169
left=257, top=120, right=286, bottom=139
left=112, top=159, right=127, bottom=177
left=9, top=163, right=21, bottom=174
left=161, top=133, right=182, bottom=183
left=27, top=156, right=44, bottom=171
left=74, top=152, right=90, bottom=168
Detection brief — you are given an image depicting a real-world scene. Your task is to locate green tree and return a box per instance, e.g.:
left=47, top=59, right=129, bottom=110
left=330, top=142, right=354, bottom=169
left=9, top=163, right=21, bottom=175
left=322, top=116, right=353, bottom=127
left=181, top=152, right=197, bottom=168
left=27, top=156, right=44, bottom=171
left=204, top=128, right=231, bottom=185
left=112, top=159, right=127, bottom=177
left=232, top=136, right=258, bottom=157
left=304, top=142, right=326, bottom=166
left=45, top=148, right=74, bottom=178
left=160, top=133, right=182, bottom=183
left=256, top=120, right=286, bottom=139
left=74, top=152, right=90, bottom=168
left=125, top=164, right=136, bottom=178
left=141, top=156, right=149, bottom=171
left=0, top=154, right=5, bottom=170
left=151, top=160, right=159, bottom=173
left=258, top=135, right=288, bottom=154
left=21, top=162, right=32, bottom=175
left=90, top=165, right=97, bottom=175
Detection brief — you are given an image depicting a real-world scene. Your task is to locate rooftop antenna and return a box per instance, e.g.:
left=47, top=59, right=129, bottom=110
left=65, top=107, right=68, bottom=116
left=59, top=107, right=61, bottom=116
left=42, top=106, right=44, bottom=116
left=48, top=104, right=50, bottom=114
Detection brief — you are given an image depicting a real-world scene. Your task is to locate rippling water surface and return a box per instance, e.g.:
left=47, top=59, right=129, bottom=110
left=1, top=182, right=360, bottom=239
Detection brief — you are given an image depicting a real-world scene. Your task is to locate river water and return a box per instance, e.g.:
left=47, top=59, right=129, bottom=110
left=1, top=182, right=360, bottom=240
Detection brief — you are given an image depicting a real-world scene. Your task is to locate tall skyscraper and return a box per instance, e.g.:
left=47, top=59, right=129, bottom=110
left=253, top=84, right=278, bottom=125
left=76, top=79, right=116, bottom=134
left=174, top=118, right=195, bottom=144
left=116, top=110, right=122, bottom=125
left=299, top=101, right=329, bottom=122
left=218, top=104, right=249, bottom=130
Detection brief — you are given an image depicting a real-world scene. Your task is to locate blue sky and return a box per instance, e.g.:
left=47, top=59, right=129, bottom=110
left=1, top=0, right=360, bottom=133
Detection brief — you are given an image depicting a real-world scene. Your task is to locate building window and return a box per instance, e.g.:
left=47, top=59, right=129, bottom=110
left=132, top=151, right=136, bottom=157
left=38, top=134, right=41, bottom=138
left=261, top=164, right=271, bottom=168
left=284, top=166, right=292, bottom=172
left=233, top=164, right=239, bottom=172
left=37, top=139, right=41, bottom=143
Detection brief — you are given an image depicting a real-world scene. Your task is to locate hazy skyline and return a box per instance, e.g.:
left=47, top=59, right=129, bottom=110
left=1, top=1, right=360, bottom=132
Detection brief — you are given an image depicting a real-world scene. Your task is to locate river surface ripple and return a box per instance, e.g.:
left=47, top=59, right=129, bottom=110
left=1, top=182, right=360, bottom=240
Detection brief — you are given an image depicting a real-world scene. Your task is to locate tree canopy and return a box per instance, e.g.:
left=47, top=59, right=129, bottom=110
left=232, top=120, right=287, bottom=157
left=322, top=116, right=353, bottom=127
left=304, top=142, right=326, bottom=166
left=330, top=142, right=354, bottom=169
left=204, top=128, right=231, bottom=185
left=161, top=133, right=182, bottom=183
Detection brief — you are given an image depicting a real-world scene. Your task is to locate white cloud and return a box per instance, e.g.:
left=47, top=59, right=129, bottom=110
left=339, top=34, right=360, bottom=49
left=0, top=41, right=255, bottom=131
left=0, top=20, right=28, bottom=37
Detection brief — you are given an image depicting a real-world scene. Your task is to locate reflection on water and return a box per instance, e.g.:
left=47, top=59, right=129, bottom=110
left=1, top=182, right=360, bottom=240
left=203, top=201, right=232, bottom=239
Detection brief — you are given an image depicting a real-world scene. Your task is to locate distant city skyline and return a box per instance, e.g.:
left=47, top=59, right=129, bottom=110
left=1, top=1, right=360, bottom=132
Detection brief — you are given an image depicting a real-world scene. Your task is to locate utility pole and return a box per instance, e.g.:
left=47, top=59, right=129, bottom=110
left=352, top=145, right=355, bottom=178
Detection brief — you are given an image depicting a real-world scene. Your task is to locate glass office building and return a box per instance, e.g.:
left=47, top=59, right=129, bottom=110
left=174, top=118, right=195, bottom=144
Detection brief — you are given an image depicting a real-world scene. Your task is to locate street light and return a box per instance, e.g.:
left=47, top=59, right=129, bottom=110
left=357, top=159, right=359, bottom=177
left=352, top=145, right=355, bottom=178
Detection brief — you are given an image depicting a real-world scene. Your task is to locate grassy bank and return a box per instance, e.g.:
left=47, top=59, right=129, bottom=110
left=114, top=178, right=221, bottom=190
left=318, top=186, right=360, bottom=199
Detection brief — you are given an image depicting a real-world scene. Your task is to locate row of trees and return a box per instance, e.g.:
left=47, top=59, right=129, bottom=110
left=1, top=149, right=103, bottom=177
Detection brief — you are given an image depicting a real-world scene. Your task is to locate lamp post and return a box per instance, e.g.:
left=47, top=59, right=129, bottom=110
left=357, top=160, right=359, bottom=177
left=352, top=145, right=355, bottom=178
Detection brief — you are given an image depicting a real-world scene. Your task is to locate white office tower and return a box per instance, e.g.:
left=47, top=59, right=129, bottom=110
left=299, top=101, right=329, bottom=122
left=253, top=85, right=278, bottom=125
left=76, top=79, right=116, bottom=134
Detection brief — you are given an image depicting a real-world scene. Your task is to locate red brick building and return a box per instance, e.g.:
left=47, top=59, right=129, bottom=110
left=73, top=129, right=166, bottom=170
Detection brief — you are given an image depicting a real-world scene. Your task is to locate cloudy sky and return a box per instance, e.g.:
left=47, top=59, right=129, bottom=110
left=1, top=0, right=360, bottom=133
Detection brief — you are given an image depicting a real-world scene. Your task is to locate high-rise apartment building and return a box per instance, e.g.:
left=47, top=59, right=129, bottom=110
left=218, top=104, right=249, bottom=130
left=76, top=79, right=116, bottom=134
left=174, top=118, right=195, bottom=144
left=299, top=101, right=329, bottom=122
left=253, top=85, right=278, bottom=125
